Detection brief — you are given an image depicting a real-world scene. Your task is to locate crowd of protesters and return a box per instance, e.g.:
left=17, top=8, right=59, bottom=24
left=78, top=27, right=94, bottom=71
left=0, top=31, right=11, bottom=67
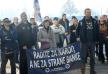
left=0, top=8, right=108, bottom=74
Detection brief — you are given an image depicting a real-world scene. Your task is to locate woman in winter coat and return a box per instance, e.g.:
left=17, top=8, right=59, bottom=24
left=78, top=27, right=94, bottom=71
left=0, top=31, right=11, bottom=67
left=37, top=20, right=56, bottom=50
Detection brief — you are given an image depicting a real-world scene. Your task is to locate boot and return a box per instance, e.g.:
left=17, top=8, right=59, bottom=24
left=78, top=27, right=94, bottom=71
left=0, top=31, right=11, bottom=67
left=90, top=66, right=96, bottom=74
left=90, top=70, right=96, bottom=74
left=81, top=64, right=86, bottom=74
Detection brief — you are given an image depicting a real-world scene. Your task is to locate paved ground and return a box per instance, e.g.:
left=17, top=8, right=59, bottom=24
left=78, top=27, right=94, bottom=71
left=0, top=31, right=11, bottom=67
left=62, top=63, right=108, bottom=74
left=0, top=60, right=108, bottom=74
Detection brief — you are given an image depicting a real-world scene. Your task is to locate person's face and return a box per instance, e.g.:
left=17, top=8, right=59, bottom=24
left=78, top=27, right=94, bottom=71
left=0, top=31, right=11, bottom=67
left=30, top=18, right=35, bottom=25
left=99, top=16, right=104, bottom=24
left=73, top=18, right=78, bottom=25
left=63, top=15, right=66, bottom=20
left=44, top=16, right=49, bottom=20
left=70, top=19, right=78, bottom=26
left=53, top=20, right=59, bottom=26
left=85, top=9, right=91, bottom=17
left=44, top=21, right=49, bottom=28
left=4, top=22, right=10, bottom=26
left=21, top=13, right=27, bottom=22
left=13, top=17, right=18, bottom=24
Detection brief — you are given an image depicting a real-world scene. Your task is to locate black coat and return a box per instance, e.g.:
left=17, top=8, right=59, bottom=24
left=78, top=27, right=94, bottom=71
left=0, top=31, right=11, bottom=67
left=0, top=26, right=18, bottom=53
left=31, top=25, right=38, bottom=47
left=69, top=25, right=77, bottom=43
left=76, top=16, right=99, bottom=43
left=16, top=22, right=34, bottom=48
left=10, top=23, right=16, bottom=29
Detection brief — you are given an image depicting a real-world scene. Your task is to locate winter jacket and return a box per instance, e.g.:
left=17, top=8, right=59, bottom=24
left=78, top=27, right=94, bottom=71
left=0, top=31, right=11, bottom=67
left=76, top=16, right=99, bottom=43
left=16, top=22, right=34, bottom=48
left=51, top=24, right=65, bottom=44
left=37, top=27, right=56, bottom=49
left=0, top=25, right=18, bottom=53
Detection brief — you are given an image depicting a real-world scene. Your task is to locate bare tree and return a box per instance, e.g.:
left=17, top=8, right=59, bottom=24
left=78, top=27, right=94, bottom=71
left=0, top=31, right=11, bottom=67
left=62, top=0, right=78, bottom=16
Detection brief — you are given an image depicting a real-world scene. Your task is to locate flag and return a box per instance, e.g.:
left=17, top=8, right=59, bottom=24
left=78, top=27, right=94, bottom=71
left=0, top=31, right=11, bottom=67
left=34, top=0, right=42, bottom=22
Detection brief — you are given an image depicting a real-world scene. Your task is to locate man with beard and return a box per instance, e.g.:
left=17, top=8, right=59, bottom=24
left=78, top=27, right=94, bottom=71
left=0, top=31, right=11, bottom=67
left=76, top=8, right=99, bottom=74
left=16, top=12, right=34, bottom=74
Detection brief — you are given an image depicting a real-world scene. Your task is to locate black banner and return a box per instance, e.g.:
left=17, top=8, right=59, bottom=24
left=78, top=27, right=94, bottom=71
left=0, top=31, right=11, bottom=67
left=27, top=42, right=81, bottom=74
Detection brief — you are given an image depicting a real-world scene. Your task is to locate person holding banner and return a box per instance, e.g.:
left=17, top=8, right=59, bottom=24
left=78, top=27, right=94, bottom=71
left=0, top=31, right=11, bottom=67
left=37, top=20, right=56, bottom=49
left=76, top=8, right=99, bottom=74
left=0, top=18, right=18, bottom=74
left=16, top=12, right=35, bottom=74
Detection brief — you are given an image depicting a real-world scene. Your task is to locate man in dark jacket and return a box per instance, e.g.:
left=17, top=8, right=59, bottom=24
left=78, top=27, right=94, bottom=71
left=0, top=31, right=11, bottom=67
left=30, top=18, right=38, bottom=48
left=0, top=18, right=18, bottom=74
left=16, top=12, right=34, bottom=74
left=10, top=17, right=19, bottom=64
left=76, top=8, right=99, bottom=74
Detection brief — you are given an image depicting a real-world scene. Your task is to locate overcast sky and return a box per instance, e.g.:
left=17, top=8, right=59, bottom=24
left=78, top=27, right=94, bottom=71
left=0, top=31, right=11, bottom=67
left=0, top=0, right=108, bottom=19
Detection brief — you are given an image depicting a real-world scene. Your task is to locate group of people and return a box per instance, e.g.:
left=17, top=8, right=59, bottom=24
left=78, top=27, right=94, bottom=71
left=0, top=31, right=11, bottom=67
left=0, top=8, right=108, bottom=74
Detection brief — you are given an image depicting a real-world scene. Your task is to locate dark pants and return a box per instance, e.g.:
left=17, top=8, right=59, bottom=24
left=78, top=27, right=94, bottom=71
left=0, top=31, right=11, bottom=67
left=57, top=34, right=64, bottom=48
left=106, top=40, right=108, bottom=61
left=70, top=33, right=76, bottom=44
left=99, top=38, right=108, bottom=62
left=81, top=42, right=95, bottom=73
left=65, top=35, right=69, bottom=45
left=15, top=50, right=19, bottom=64
left=1, top=53, right=16, bottom=74
left=57, top=42, right=63, bottom=48
left=95, top=43, right=99, bottom=57
left=19, top=47, right=28, bottom=74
